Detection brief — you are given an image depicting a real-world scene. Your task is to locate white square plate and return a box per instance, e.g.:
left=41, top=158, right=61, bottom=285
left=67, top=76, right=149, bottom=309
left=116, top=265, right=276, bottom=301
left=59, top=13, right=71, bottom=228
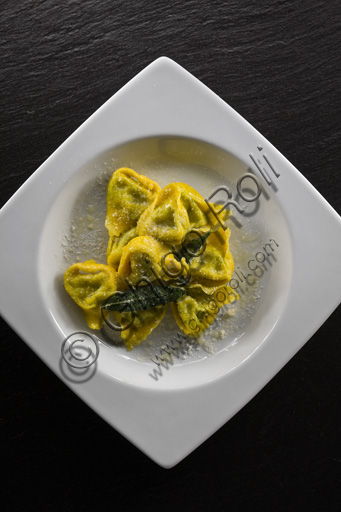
left=1, top=57, right=340, bottom=468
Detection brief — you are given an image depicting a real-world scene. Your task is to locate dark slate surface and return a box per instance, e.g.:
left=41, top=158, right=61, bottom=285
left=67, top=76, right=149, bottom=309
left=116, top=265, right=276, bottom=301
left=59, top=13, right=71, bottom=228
left=1, top=1, right=340, bottom=511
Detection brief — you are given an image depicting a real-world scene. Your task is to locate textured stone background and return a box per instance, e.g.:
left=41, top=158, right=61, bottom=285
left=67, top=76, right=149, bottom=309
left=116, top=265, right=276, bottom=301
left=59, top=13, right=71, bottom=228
left=1, top=1, right=340, bottom=510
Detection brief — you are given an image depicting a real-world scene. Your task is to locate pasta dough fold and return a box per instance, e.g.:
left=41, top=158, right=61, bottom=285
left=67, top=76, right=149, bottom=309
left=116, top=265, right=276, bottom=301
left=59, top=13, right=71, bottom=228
left=106, top=168, right=160, bottom=267
left=136, top=183, right=211, bottom=245
left=64, top=260, right=117, bottom=330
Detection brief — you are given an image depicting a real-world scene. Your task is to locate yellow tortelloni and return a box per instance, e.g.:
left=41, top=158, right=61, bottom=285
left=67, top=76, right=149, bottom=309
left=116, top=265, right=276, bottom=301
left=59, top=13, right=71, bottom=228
left=64, top=260, right=117, bottom=330
left=171, top=228, right=238, bottom=337
left=188, top=229, right=234, bottom=287
left=105, top=168, right=161, bottom=268
left=113, top=235, right=182, bottom=350
left=171, top=284, right=237, bottom=337
left=64, top=167, right=239, bottom=347
left=136, top=182, right=211, bottom=245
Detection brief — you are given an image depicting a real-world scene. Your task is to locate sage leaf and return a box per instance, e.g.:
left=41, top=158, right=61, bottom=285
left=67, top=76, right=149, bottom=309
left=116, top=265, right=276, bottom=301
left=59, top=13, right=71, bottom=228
left=178, top=229, right=211, bottom=263
left=102, top=284, right=186, bottom=312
